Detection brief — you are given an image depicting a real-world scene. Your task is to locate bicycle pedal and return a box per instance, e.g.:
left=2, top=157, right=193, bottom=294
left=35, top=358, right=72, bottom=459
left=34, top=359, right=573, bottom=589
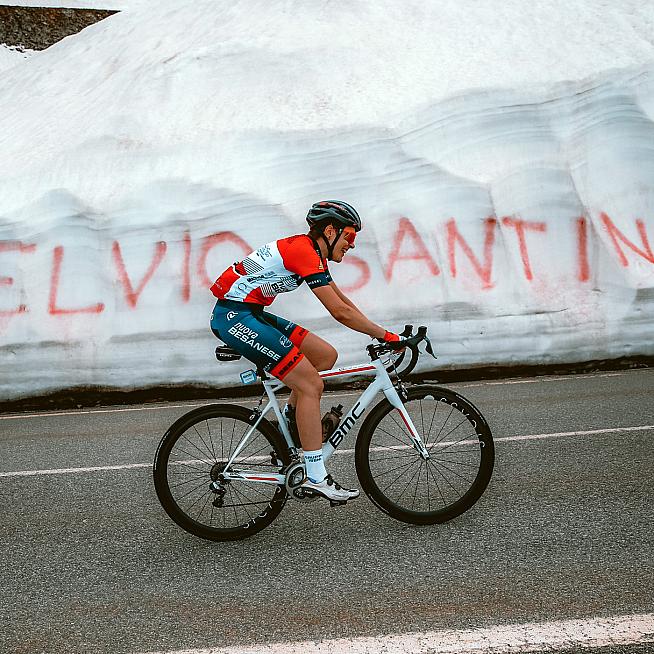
left=329, top=499, right=347, bottom=507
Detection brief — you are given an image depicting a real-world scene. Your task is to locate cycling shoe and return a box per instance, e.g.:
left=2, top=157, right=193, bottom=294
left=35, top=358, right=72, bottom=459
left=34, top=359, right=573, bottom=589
left=300, top=475, right=360, bottom=504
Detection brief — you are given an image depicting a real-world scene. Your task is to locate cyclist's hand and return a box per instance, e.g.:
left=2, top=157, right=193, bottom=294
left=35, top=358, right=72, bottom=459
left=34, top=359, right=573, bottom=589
left=376, top=331, right=405, bottom=352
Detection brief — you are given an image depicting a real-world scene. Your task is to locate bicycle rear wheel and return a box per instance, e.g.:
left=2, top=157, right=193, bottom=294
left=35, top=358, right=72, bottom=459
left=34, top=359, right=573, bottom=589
left=153, top=404, right=291, bottom=541
left=355, top=385, right=494, bottom=525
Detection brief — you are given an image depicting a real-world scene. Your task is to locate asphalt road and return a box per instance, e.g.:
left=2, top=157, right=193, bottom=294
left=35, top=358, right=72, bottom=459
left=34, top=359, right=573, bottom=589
left=1, top=369, right=653, bottom=654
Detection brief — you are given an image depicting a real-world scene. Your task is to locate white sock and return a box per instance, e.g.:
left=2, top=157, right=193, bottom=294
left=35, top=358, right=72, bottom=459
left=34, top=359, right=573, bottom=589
left=304, top=449, right=327, bottom=483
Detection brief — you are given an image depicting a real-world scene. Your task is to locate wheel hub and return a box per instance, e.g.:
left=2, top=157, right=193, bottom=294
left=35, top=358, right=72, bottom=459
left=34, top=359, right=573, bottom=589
left=209, top=462, right=227, bottom=482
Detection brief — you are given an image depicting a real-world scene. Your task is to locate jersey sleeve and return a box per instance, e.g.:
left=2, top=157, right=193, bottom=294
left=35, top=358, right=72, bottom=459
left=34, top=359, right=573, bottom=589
left=278, top=236, right=332, bottom=289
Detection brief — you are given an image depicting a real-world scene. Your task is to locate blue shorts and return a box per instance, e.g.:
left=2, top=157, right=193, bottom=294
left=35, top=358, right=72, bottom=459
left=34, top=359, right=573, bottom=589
left=210, top=300, right=308, bottom=379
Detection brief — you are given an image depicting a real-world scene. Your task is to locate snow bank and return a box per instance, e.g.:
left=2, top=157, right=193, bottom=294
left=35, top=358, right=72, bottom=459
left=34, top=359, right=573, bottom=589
left=0, top=44, right=35, bottom=73
left=1, top=0, right=653, bottom=399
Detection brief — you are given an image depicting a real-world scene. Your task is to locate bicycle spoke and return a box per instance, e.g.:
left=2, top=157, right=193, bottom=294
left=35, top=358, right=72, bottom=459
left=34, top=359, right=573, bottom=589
left=431, top=415, right=475, bottom=450
left=227, top=483, right=240, bottom=525
left=394, top=464, right=420, bottom=503
left=373, top=457, right=420, bottom=479
left=430, top=458, right=475, bottom=486
left=410, top=461, right=423, bottom=511
left=426, top=458, right=462, bottom=496
left=192, top=423, right=217, bottom=463
left=378, top=459, right=418, bottom=495
left=216, top=500, right=272, bottom=509
left=427, top=459, right=448, bottom=507
left=196, top=491, right=213, bottom=522
left=436, top=433, right=481, bottom=455
left=369, top=451, right=421, bottom=463
left=178, top=434, right=215, bottom=467
left=168, top=454, right=211, bottom=474
left=205, top=420, right=219, bottom=462
left=168, top=468, right=209, bottom=480
left=426, top=399, right=439, bottom=443
left=431, top=456, right=479, bottom=469
left=229, top=484, right=256, bottom=523
left=425, top=459, right=432, bottom=511
left=229, top=419, right=238, bottom=461
left=235, top=440, right=273, bottom=465
left=373, top=424, right=415, bottom=449
left=183, top=482, right=211, bottom=515
left=220, top=420, right=225, bottom=461
left=168, top=475, right=210, bottom=491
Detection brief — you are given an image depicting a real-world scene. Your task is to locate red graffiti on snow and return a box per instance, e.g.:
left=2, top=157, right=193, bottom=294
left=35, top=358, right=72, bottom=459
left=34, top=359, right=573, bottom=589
left=1, top=215, right=653, bottom=323
left=601, top=212, right=654, bottom=266
left=576, top=217, right=590, bottom=283
left=48, top=246, right=105, bottom=315
left=501, top=217, right=547, bottom=282
left=197, top=232, right=252, bottom=288
left=181, top=231, right=192, bottom=303
left=0, top=241, right=36, bottom=316
left=339, top=254, right=371, bottom=293
left=384, top=217, right=440, bottom=282
left=447, top=217, right=497, bottom=289
left=112, top=240, right=167, bottom=308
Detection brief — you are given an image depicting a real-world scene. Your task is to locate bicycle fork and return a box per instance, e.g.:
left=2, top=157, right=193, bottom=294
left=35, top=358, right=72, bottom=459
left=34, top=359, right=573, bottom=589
left=382, top=381, right=431, bottom=461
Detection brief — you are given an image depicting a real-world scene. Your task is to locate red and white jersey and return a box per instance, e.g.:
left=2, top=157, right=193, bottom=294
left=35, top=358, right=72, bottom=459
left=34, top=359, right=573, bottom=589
left=210, top=235, right=332, bottom=306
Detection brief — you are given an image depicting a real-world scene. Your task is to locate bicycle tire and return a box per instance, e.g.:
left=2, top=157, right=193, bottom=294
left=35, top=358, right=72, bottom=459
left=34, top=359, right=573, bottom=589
left=355, top=385, right=494, bottom=525
left=153, top=404, right=291, bottom=541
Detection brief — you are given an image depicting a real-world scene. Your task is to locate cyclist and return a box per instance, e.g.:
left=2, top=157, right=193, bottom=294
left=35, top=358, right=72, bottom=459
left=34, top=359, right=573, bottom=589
left=209, top=200, right=400, bottom=503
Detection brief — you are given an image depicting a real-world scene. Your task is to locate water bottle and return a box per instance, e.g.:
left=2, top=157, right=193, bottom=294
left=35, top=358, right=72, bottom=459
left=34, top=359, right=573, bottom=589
left=321, top=404, right=344, bottom=442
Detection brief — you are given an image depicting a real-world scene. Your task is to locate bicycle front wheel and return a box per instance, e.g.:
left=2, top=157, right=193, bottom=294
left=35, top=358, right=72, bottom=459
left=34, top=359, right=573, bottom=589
left=153, top=404, right=291, bottom=541
left=355, top=385, right=494, bottom=525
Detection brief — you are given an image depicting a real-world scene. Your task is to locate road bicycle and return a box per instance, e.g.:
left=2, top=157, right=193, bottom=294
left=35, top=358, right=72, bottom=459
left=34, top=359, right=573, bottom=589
left=153, top=326, right=494, bottom=541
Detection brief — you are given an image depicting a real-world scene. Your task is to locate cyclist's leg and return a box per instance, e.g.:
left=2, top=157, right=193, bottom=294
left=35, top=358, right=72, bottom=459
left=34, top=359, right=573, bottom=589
left=282, top=358, right=324, bottom=452
left=286, top=333, right=336, bottom=408
left=298, top=332, right=338, bottom=372
left=259, top=312, right=337, bottom=406
left=283, top=359, right=359, bottom=501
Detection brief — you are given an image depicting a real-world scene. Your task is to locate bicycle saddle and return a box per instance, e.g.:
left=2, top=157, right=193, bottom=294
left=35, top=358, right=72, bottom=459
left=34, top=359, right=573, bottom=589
left=215, top=345, right=242, bottom=362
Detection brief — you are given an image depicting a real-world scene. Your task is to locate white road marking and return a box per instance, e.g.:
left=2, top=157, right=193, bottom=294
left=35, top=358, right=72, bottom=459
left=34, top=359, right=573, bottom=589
left=0, top=402, right=208, bottom=420
left=1, top=424, right=652, bottom=479
left=139, top=612, right=654, bottom=654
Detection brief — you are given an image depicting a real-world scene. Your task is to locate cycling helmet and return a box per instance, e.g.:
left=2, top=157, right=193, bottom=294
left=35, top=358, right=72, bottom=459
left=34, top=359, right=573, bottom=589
left=306, top=200, right=362, bottom=261
left=306, top=200, right=362, bottom=232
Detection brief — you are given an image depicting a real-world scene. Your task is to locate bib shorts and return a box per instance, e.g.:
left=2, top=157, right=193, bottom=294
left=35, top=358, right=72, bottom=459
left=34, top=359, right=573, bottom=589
left=210, top=299, right=308, bottom=380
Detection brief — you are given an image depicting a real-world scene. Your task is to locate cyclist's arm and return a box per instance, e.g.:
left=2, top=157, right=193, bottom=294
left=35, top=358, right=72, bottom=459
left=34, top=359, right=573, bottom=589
left=328, top=281, right=359, bottom=311
left=311, top=284, right=386, bottom=339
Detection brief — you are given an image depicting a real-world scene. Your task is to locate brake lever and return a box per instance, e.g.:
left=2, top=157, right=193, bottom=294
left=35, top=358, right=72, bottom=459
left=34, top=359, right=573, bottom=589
left=387, top=330, right=421, bottom=351
left=422, top=335, right=437, bottom=359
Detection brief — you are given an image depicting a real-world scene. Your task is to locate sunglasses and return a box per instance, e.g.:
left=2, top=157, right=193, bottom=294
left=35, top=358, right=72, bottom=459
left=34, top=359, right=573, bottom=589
left=341, top=230, right=357, bottom=246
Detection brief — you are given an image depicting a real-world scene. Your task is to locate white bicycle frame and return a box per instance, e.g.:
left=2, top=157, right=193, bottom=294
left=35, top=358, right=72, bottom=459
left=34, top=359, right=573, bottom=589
left=220, top=356, right=430, bottom=486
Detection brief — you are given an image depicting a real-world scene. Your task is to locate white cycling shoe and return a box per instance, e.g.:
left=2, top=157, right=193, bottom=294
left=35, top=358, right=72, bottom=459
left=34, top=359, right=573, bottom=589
left=301, top=475, right=360, bottom=505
